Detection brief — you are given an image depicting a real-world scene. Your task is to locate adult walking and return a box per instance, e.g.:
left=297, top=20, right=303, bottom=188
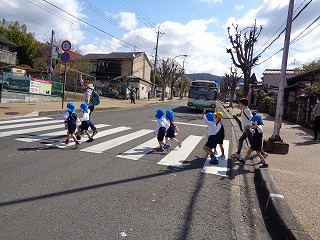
left=230, top=98, right=268, bottom=159
left=312, top=97, right=320, bottom=140
left=130, top=88, right=136, bottom=104
left=79, top=75, right=99, bottom=137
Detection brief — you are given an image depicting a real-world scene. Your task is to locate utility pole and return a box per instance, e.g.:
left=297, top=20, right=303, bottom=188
left=152, top=27, right=160, bottom=98
left=271, top=0, right=294, bottom=141
left=49, top=30, right=54, bottom=80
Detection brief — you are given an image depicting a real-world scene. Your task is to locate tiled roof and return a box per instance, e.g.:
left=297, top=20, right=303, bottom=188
left=84, top=52, right=144, bottom=60
left=263, top=69, right=295, bottom=75
left=0, top=37, right=17, bottom=47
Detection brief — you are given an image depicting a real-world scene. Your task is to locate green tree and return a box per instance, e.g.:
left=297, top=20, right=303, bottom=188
left=294, top=60, right=320, bottom=73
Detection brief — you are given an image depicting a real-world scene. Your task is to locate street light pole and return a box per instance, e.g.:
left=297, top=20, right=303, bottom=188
left=152, top=28, right=160, bottom=98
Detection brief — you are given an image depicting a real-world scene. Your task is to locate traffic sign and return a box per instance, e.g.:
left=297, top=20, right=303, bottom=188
left=61, top=40, right=71, bottom=51
left=61, top=52, right=70, bottom=63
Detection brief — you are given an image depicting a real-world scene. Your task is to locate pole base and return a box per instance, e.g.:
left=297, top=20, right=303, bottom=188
left=263, top=139, right=289, bottom=154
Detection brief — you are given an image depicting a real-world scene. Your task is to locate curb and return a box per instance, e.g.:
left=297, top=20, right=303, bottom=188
left=221, top=103, right=312, bottom=240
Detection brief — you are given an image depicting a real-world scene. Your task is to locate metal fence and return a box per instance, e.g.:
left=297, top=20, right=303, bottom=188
left=0, top=71, right=63, bottom=97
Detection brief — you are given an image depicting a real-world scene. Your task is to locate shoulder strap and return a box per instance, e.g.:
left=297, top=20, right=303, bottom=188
left=242, top=107, right=250, bottom=120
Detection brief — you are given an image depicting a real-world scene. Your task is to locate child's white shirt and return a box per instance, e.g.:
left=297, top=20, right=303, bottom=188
left=215, top=121, right=222, bottom=135
left=203, top=116, right=217, bottom=136
left=80, top=109, right=91, bottom=122
left=155, top=118, right=170, bottom=133
left=250, top=125, right=263, bottom=134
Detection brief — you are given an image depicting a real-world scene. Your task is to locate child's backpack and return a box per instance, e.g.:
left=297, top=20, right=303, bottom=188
left=90, top=90, right=100, bottom=106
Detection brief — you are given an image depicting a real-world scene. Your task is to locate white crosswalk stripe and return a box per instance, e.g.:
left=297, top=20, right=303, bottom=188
left=80, top=129, right=154, bottom=154
left=0, top=119, right=63, bottom=130
left=6, top=118, right=230, bottom=176
left=117, top=138, right=159, bottom=160
left=201, top=140, right=229, bottom=176
left=157, top=135, right=203, bottom=167
left=15, top=124, right=110, bottom=142
left=49, top=126, right=132, bottom=148
left=0, top=117, right=52, bottom=125
left=2, top=123, right=65, bottom=138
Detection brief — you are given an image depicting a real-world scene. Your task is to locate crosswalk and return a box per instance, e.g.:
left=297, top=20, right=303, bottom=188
left=1, top=116, right=230, bottom=177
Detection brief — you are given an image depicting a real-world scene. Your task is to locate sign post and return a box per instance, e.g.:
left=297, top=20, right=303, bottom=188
left=61, top=40, right=71, bottom=109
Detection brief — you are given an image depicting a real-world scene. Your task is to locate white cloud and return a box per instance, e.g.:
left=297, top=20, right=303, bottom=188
left=119, top=12, right=137, bottom=30
left=235, top=5, right=244, bottom=12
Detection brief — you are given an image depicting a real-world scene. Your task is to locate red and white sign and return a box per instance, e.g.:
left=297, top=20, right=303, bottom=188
left=29, top=77, right=52, bottom=95
left=61, top=40, right=71, bottom=51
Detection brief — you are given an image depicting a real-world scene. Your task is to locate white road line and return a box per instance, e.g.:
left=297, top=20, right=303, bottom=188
left=80, top=129, right=154, bottom=153
left=201, top=140, right=229, bottom=176
left=54, top=126, right=132, bottom=148
left=157, top=135, right=203, bottom=167
left=15, top=124, right=110, bottom=142
left=0, top=119, right=62, bottom=130
left=151, top=120, right=207, bottom=128
left=0, top=117, right=52, bottom=125
left=117, top=138, right=159, bottom=160
left=2, top=124, right=65, bottom=138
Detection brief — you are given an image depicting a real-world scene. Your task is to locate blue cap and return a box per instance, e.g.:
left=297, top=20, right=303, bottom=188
left=155, top=109, right=164, bottom=119
left=80, top=102, right=89, bottom=113
left=67, top=102, right=76, bottom=113
left=166, top=110, right=174, bottom=121
left=251, top=114, right=264, bottom=125
left=206, top=112, right=215, bottom=122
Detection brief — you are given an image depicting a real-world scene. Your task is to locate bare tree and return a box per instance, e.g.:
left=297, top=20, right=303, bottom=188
left=157, top=58, right=174, bottom=100
left=226, top=23, right=262, bottom=97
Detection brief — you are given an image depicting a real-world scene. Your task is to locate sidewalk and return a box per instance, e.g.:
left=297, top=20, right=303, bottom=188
left=0, top=97, right=170, bottom=119
left=223, top=103, right=318, bottom=240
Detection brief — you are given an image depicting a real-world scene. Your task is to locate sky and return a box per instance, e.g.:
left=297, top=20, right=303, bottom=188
left=1, top=0, right=320, bottom=79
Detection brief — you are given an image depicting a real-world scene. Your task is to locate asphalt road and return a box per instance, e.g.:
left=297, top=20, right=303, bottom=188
left=0, top=100, right=276, bottom=239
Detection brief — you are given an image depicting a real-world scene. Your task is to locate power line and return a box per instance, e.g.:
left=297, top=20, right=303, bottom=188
left=80, top=0, right=157, bottom=47
left=41, top=0, right=154, bottom=54
left=254, top=0, right=313, bottom=59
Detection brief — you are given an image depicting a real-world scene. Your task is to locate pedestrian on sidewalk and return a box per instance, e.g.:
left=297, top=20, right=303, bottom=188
left=130, top=88, right=136, bottom=104
left=214, top=112, right=226, bottom=161
left=62, top=102, right=80, bottom=148
left=79, top=75, right=99, bottom=137
left=76, top=102, right=94, bottom=142
left=165, top=110, right=181, bottom=148
left=230, top=98, right=268, bottom=159
left=239, top=114, right=269, bottom=168
left=312, top=97, right=320, bottom=140
left=148, top=90, right=151, bottom=101
left=154, top=109, right=170, bottom=152
left=202, top=110, right=219, bottom=164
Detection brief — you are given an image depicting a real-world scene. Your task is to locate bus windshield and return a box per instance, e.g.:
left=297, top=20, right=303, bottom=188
left=189, top=86, right=217, bottom=100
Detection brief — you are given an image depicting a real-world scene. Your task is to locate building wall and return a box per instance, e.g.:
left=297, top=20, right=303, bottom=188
left=132, top=53, right=151, bottom=81
left=262, top=71, right=297, bottom=88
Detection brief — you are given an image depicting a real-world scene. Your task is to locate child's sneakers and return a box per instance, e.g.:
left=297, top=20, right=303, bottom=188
left=209, top=155, right=219, bottom=164
left=178, top=141, right=182, bottom=148
left=76, top=135, right=81, bottom=140
left=86, top=137, right=94, bottom=142
left=75, top=141, right=80, bottom=149
left=163, top=144, right=171, bottom=149
left=217, top=154, right=226, bottom=161
left=156, top=146, right=165, bottom=152
left=62, top=140, right=69, bottom=145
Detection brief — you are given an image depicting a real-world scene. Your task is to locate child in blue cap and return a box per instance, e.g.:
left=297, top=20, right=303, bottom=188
left=202, top=110, right=218, bottom=164
left=165, top=110, right=181, bottom=148
left=62, top=102, right=80, bottom=148
left=155, top=109, right=170, bottom=151
left=240, top=114, right=269, bottom=167
left=76, top=102, right=94, bottom=142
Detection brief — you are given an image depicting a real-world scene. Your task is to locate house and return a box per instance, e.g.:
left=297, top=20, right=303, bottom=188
left=84, top=52, right=153, bottom=99
left=0, top=38, right=17, bottom=66
left=261, top=69, right=297, bottom=88
left=284, top=68, right=320, bottom=126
